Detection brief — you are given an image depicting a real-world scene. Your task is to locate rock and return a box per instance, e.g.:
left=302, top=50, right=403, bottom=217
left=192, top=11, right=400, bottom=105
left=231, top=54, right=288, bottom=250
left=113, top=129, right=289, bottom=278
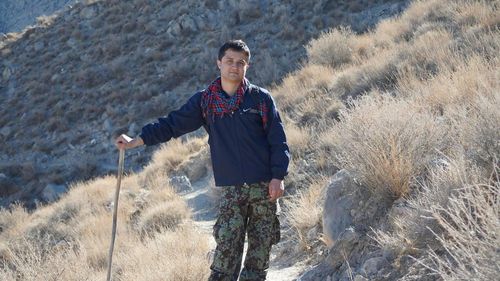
left=0, top=126, right=12, bottom=138
left=361, top=257, right=388, bottom=277
left=322, top=170, right=359, bottom=245
left=382, top=247, right=397, bottom=262
left=167, top=21, right=182, bottom=36
left=179, top=15, right=198, bottom=34
left=354, top=275, right=368, bottom=281
left=239, top=0, right=262, bottom=21
left=104, top=118, right=113, bottom=133
left=41, top=183, right=67, bottom=202
left=323, top=169, right=391, bottom=247
left=167, top=15, right=198, bottom=36
left=2, top=67, right=12, bottom=81
left=178, top=149, right=208, bottom=182
left=34, top=41, right=44, bottom=51
left=80, top=6, right=97, bottom=19
left=169, top=175, right=192, bottom=193
left=66, top=37, right=78, bottom=49
left=0, top=174, right=21, bottom=197
left=1, top=48, right=12, bottom=56
left=349, top=1, right=410, bottom=32
left=327, top=227, right=361, bottom=268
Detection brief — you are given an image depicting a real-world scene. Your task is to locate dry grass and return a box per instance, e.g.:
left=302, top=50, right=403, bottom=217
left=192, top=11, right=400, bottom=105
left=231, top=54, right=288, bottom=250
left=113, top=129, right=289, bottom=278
left=453, top=93, right=500, bottom=168
left=1, top=0, right=498, bottom=279
left=382, top=161, right=499, bottom=281
left=0, top=143, right=210, bottom=280
left=373, top=154, right=484, bottom=254
left=269, top=1, right=499, bottom=277
left=322, top=94, right=449, bottom=198
left=274, top=64, right=336, bottom=108
left=284, top=178, right=329, bottom=249
left=284, top=123, right=311, bottom=157
left=420, top=175, right=499, bottom=280
left=140, top=137, right=207, bottom=184
left=307, top=27, right=357, bottom=69
left=117, top=227, right=211, bottom=281
left=137, top=199, right=190, bottom=235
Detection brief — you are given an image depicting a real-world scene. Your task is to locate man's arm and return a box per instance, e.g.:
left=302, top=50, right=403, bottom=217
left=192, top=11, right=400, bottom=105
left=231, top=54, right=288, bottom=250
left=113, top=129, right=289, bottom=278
left=265, top=95, right=290, bottom=180
left=114, top=92, right=205, bottom=150
left=265, top=93, right=290, bottom=201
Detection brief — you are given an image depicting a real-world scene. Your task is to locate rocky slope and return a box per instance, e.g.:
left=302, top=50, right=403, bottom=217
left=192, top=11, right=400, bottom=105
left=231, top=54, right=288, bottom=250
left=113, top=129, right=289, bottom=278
left=0, top=0, right=409, bottom=208
left=0, top=0, right=76, bottom=34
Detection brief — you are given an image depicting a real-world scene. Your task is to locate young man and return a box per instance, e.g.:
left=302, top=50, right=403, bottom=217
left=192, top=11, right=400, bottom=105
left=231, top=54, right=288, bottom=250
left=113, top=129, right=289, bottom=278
left=115, top=40, right=290, bottom=281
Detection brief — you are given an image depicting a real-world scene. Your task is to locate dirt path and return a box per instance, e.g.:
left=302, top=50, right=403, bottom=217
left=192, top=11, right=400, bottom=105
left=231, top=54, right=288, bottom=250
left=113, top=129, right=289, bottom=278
left=181, top=172, right=306, bottom=280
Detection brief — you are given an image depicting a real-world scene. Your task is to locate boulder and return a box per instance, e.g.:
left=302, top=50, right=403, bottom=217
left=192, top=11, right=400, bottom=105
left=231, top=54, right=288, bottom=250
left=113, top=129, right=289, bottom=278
left=322, top=169, right=390, bottom=247
left=322, top=170, right=360, bottom=245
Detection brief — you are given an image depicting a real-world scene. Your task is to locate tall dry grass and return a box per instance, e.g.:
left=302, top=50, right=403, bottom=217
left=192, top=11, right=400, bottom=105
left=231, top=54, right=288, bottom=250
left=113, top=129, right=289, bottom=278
left=284, top=177, right=329, bottom=249
left=0, top=137, right=211, bottom=280
left=322, top=94, right=449, bottom=198
left=419, top=175, right=499, bottom=280
left=273, top=0, right=500, bottom=276
left=378, top=159, right=499, bottom=281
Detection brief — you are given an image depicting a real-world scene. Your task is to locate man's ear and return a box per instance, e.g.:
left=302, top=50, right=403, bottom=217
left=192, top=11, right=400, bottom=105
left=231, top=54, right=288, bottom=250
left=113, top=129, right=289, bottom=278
left=217, top=60, right=222, bottom=69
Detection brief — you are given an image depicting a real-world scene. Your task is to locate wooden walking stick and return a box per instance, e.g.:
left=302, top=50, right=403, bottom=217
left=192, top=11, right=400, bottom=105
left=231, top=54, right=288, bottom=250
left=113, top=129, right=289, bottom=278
left=106, top=148, right=125, bottom=281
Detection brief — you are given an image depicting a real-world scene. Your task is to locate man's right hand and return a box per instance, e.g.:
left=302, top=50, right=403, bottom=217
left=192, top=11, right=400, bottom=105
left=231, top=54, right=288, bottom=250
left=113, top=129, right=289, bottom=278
left=115, top=134, right=144, bottom=150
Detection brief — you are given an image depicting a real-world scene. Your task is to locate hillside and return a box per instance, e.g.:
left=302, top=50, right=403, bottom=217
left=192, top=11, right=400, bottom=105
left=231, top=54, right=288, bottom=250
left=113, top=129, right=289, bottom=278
left=0, top=0, right=498, bottom=280
left=0, top=0, right=76, bottom=34
left=0, top=0, right=409, bottom=208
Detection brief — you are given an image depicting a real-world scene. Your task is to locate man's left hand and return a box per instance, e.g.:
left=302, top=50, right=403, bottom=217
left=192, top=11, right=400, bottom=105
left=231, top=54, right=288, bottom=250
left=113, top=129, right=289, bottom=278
left=268, top=179, right=284, bottom=201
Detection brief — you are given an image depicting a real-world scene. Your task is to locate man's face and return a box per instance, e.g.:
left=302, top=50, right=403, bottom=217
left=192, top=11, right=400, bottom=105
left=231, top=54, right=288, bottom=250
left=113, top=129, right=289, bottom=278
left=217, top=49, right=249, bottom=83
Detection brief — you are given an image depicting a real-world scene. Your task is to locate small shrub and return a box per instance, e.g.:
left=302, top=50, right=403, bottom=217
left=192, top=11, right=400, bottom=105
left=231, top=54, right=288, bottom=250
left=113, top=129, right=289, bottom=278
left=306, top=27, right=355, bottom=69
left=373, top=154, right=484, bottom=256
left=324, top=94, right=449, bottom=198
left=137, top=200, right=190, bottom=235
left=330, top=50, right=399, bottom=100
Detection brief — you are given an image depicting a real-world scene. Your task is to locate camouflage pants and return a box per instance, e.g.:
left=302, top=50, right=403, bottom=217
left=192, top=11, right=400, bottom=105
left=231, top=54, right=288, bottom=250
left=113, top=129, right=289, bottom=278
left=209, top=182, right=280, bottom=281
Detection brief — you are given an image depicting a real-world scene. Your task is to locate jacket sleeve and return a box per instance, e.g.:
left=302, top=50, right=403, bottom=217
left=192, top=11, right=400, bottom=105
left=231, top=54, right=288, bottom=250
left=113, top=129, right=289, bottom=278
left=139, top=92, right=204, bottom=146
left=265, top=94, right=290, bottom=180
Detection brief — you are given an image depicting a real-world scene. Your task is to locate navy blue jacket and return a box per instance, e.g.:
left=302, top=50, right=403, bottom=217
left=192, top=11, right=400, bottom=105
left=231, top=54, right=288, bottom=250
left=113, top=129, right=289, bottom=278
left=139, top=83, right=290, bottom=186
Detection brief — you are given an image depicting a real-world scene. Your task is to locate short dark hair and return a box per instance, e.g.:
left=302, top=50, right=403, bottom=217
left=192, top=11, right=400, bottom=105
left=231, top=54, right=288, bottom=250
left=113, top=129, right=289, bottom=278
left=218, top=40, right=251, bottom=63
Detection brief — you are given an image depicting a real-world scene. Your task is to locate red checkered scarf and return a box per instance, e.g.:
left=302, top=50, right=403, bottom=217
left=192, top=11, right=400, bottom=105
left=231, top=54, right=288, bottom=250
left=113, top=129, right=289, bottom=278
left=201, top=77, right=269, bottom=128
